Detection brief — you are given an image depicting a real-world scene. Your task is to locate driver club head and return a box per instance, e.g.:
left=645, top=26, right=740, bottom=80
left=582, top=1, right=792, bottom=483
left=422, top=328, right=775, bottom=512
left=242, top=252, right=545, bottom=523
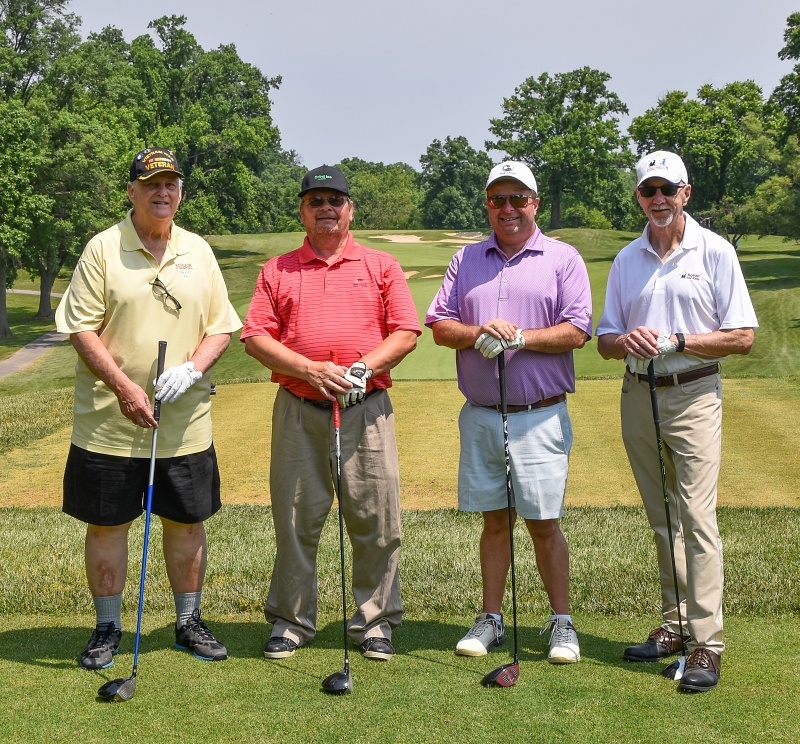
left=662, top=656, right=686, bottom=680
left=97, top=676, right=136, bottom=702
left=321, top=668, right=353, bottom=695
left=481, top=662, right=519, bottom=688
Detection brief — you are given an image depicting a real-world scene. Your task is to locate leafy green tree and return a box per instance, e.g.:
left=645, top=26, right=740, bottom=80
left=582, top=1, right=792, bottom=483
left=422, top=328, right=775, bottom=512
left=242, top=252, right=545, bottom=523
left=487, top=67, right=630, bottom=230
left=629, top=82, right=770, bottom=213
left=335, top=158, right=422, bottom=230
left=0, top=102, right=51, bottom=336
left=419, top=136, right=493, bottom=230
left=770, top=12, right=800, bottom=141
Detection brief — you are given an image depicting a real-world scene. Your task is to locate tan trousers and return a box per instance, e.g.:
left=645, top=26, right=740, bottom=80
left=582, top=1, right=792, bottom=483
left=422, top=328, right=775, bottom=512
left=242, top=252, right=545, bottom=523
left=266, top=387, right=403, bottom=645
left=620, top=370, right=724, bottom=655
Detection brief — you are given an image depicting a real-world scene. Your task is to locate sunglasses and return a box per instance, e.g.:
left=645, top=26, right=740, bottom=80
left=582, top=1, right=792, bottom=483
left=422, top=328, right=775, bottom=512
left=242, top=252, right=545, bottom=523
left=305, top=194, right=349, bottom=208
left=638, top=183, right=685, bottom=198
left=151, top=277, right=182, bottom=311
left=486, top=194, right=535, bottom=209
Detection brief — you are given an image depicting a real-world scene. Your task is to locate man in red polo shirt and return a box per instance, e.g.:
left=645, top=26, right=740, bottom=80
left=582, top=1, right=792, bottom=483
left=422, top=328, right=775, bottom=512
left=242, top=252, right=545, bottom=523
left=242, top=165, right=420, bottom=661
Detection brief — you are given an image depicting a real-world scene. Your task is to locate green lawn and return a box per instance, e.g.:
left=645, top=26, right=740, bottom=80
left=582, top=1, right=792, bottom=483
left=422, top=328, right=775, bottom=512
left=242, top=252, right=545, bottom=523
left=0, top=506, right=798, bottom=742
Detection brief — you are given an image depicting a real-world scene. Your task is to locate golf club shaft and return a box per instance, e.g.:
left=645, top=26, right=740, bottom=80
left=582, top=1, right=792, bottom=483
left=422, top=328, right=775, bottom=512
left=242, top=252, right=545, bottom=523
left=331, top=352, right=349, bottom=670
left=132, top=340, right=168, bottom=675
left=646, top=360, right=686, bottom=650
left=498, top=353, right=519, bottom=664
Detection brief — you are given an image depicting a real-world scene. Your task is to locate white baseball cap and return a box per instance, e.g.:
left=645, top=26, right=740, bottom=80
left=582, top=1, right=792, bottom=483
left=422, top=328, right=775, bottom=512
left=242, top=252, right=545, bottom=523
left=486, top=161, right=538, bottom=192
left=636, top=151, right=688, bottom=187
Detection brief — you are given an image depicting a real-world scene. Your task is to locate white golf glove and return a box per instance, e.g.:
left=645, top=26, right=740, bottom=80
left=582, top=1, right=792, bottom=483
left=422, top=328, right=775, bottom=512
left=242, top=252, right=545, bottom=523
left=656, top=335, right=679, bottom=355
left=475, top=329, right=526, bottom=358
left=337, top=361, right=373, bottom=408
left=625, top=354, right=650, bottom=375
left=155, top=361, right=203, bottom=403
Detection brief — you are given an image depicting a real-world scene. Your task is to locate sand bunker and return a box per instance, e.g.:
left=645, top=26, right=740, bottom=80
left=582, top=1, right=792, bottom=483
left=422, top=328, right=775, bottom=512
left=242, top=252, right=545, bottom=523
left=403, top=271, right=419, bottom=279
left=370, top=235, right=437, bottom=243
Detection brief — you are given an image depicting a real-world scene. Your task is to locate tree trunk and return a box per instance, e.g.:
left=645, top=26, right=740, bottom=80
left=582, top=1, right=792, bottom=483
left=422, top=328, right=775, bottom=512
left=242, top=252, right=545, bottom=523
left=0, top=262, right=12, bottom=338
left=35, top=264, right=58, bottom=319
left=549, top=188, right=562, bottom=230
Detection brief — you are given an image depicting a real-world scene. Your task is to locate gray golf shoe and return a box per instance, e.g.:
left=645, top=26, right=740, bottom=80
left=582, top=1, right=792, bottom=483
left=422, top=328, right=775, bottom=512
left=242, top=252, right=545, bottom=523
left=175, top=608, right=228, bottom=661
left=79, top=622, right=122, bottom=670
left=455, top=613, right=505, bottom=657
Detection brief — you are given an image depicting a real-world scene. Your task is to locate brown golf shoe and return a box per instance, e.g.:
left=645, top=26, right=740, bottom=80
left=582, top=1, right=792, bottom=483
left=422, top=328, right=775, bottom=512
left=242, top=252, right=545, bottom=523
left=679, top=648, right=721, bottom=692
left=623, top=626, right=686, bottom=662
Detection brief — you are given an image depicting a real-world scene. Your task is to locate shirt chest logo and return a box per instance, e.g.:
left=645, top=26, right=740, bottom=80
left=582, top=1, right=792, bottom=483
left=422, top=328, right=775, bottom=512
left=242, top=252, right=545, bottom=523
left=175, top=262, right=193, bottom=278
left=680, top=271, right=701, bottom=281
left=352, top=277, right=366, bottom=288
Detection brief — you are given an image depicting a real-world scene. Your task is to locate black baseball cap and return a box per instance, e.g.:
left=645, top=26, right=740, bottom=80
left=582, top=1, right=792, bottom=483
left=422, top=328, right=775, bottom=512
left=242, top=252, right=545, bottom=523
left=130, top=148, right=184, bottom=182
left=298, top=165, right=350, bottom=197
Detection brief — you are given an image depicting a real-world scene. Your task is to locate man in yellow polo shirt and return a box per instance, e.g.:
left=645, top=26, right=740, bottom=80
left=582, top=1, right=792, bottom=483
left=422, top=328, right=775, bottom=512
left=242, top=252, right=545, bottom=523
left=55, top=148, right=242, bottom=669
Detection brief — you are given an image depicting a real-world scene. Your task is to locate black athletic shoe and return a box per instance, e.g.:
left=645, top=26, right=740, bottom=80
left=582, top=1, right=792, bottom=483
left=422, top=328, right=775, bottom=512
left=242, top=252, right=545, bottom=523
left=79, top=622, right=121, bottom=670
left=263, top=636, right=298, bottom=659
left=174, top=609, right=228, bottom=661
left=361, top=637, right=395, bottom=661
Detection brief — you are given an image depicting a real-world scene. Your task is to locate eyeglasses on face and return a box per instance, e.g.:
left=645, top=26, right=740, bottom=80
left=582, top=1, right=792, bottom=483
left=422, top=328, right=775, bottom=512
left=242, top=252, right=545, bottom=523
left=151, top=277, right=182, bottom=311
left=638, top=183, right=685, bottom=198
left=486, top=194, right=536, bottom=209
left=304, top=194, right=349, bottom=208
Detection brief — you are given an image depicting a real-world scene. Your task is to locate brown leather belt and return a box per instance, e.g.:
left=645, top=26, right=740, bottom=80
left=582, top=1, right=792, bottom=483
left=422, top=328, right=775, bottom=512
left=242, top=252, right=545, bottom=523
left=483, top=393, right=566, bottom=413
left=635, top=363, right=719, bottom=388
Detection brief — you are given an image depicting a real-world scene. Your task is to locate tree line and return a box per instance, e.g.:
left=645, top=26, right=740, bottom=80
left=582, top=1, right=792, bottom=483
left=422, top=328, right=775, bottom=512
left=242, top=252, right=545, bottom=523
left=1, top=3, right=799, bottom=337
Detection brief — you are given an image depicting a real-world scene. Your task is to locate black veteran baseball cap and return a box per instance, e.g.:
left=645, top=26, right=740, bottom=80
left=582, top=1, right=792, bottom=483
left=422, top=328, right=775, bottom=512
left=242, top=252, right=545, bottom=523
left=298, top=165, right=350, bottom=197
left=130, top=148, right=184, bottom=182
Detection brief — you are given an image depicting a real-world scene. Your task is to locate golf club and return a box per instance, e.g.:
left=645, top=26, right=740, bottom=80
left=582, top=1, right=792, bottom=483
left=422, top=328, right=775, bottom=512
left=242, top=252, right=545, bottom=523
left=98, top=340, right=167, bottom=702
left=646, top=360, right=687, bottom=681
left=321, top=351, right=353, bottom=695
left=482, top=351, right=520, bottom=688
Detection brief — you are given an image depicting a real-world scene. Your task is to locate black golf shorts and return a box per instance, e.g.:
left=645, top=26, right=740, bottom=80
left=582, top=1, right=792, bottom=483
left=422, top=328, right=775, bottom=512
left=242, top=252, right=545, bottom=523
left=63, top=443, right=222, bottom=526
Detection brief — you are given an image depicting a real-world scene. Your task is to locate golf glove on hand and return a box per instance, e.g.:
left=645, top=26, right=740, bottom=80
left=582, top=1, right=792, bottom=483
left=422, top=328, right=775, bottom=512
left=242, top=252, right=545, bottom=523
left=337, top=361, right=373, bottom=408
left=475, top=329, right=526, bottom=358
left=656, top=335, right=679, bottom=355
left=155, top=362, right=203, bottom=403
left=625, top=354, right=650, bottom=375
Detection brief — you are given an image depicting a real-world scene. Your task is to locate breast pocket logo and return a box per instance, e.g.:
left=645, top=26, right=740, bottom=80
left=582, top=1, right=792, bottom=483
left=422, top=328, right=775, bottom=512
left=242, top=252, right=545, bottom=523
left=352, top=277, right=365, bottom=288
left=680, top=271, right=701, bottom=281
left=175, top=262, right=193, bottom=278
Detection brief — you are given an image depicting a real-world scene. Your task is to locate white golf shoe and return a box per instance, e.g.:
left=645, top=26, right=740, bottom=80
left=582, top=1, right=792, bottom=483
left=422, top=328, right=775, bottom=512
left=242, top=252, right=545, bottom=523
left=541, top=617, right=580, bottom=664
left=455, top=613, right=505, bottom=656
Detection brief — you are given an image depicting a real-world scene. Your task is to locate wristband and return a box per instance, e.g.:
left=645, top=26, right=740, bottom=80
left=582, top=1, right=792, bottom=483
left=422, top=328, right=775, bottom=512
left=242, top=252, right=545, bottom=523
left=675, top=333, right=685, bottom=352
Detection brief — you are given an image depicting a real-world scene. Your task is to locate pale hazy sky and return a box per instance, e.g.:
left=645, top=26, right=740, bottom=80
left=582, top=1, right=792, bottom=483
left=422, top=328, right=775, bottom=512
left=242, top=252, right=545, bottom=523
left=70, top=0, right=798, bottom=169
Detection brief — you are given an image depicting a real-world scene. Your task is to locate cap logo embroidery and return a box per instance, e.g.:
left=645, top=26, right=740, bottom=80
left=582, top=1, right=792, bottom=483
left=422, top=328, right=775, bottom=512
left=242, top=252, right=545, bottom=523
left=314, top=174, right=333, bottom=181
left=502, top=163, right=514, bottom=172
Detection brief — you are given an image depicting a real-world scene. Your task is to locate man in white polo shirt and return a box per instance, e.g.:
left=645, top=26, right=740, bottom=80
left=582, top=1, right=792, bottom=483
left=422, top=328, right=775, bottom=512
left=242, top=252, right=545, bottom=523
left=596, top=150, right=757, bottom=692
left=56, top=148, right=241, bottom=670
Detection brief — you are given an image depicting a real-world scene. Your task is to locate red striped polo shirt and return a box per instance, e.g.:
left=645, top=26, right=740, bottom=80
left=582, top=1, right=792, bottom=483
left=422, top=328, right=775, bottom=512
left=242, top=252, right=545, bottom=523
left=241, top=234, right=421, bottom=399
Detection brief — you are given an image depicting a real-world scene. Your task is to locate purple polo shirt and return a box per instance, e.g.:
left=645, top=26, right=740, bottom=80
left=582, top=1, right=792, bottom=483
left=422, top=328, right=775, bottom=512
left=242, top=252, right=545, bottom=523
left=425, top=228, right=592, bottom=406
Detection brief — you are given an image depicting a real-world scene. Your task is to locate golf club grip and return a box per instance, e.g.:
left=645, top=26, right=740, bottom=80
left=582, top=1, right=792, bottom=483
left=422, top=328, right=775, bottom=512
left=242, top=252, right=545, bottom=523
left=498, top=351, right=507, bottom=415
left=330, top=351, right=341, bottom=428
left=153, top=341, right=168, bottom=422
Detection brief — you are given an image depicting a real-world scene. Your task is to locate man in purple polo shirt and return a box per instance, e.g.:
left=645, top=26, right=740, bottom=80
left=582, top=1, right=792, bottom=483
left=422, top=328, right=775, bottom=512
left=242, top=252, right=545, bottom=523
left=426, top=161, right=592, bottom=663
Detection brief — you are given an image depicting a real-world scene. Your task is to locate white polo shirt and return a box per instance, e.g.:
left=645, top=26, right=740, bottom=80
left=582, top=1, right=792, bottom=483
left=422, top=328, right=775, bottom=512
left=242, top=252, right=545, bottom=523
left=56, top=210, right=242, bottom=457
left=596, top=213, right=758, bottom=375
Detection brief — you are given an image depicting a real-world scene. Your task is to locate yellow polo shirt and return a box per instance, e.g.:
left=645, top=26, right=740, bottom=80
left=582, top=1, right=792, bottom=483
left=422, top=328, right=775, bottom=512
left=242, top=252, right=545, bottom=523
left=56, top=210, right=242, bottom=458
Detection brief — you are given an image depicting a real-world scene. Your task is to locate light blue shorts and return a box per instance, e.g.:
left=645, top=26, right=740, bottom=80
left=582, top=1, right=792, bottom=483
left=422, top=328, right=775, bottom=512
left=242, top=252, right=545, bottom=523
left=457, top=401, right=573, bottom=520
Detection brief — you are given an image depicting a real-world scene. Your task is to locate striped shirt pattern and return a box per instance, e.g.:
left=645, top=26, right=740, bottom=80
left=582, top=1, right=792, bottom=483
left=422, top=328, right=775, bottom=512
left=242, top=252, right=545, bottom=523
left=242, top=234, right=421, bottom=399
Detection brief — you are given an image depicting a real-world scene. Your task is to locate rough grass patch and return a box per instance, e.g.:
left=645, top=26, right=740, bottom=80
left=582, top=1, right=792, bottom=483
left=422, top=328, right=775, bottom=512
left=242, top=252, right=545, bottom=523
left=0, top=388, right=73, bottom=454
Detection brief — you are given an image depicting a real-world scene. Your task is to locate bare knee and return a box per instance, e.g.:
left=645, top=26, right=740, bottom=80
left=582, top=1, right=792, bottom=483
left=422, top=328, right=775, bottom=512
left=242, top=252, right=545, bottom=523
left=525, top=518, right=561, bottom=542
left=86, top=522, right=133, bottom=542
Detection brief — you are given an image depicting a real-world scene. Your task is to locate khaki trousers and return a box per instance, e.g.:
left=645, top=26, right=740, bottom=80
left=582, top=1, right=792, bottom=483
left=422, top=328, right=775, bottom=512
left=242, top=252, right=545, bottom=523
left=266, top=387, right=403, bottom=645
left=620, top=370, right=724, bottom=655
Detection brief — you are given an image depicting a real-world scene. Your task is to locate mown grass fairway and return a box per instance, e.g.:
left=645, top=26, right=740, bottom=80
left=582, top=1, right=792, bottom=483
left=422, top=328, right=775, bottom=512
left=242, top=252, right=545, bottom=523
left=0, top=507, right=799, bottom=742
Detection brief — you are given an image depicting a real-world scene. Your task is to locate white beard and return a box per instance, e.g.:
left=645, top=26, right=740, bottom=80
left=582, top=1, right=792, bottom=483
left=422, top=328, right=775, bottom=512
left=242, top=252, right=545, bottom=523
left=650, top=207, right=675, bottom=228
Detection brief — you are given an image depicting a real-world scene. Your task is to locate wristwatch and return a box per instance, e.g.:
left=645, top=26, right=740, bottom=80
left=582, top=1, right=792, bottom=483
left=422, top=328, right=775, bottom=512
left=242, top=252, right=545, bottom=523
left=675, top=333, right=686, bottom=352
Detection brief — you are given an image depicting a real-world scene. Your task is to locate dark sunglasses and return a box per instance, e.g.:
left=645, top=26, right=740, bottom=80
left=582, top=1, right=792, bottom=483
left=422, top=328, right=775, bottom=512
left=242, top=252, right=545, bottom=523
left=486, top=194, right=535, bottom=209
left=151, top=277, right=182, bottom=311
left=638, top=183, right=685, bottom=198
left=305, top=194, right=349, bottom=208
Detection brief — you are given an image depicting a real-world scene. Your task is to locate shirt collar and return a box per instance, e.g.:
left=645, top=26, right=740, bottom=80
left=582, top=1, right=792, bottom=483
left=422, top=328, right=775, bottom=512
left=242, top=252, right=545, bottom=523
left=120, top=209, right=188, bottom=257
left=298, top=233, right=362, bottom=264
left=485, top=226, right=543, bottom=261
